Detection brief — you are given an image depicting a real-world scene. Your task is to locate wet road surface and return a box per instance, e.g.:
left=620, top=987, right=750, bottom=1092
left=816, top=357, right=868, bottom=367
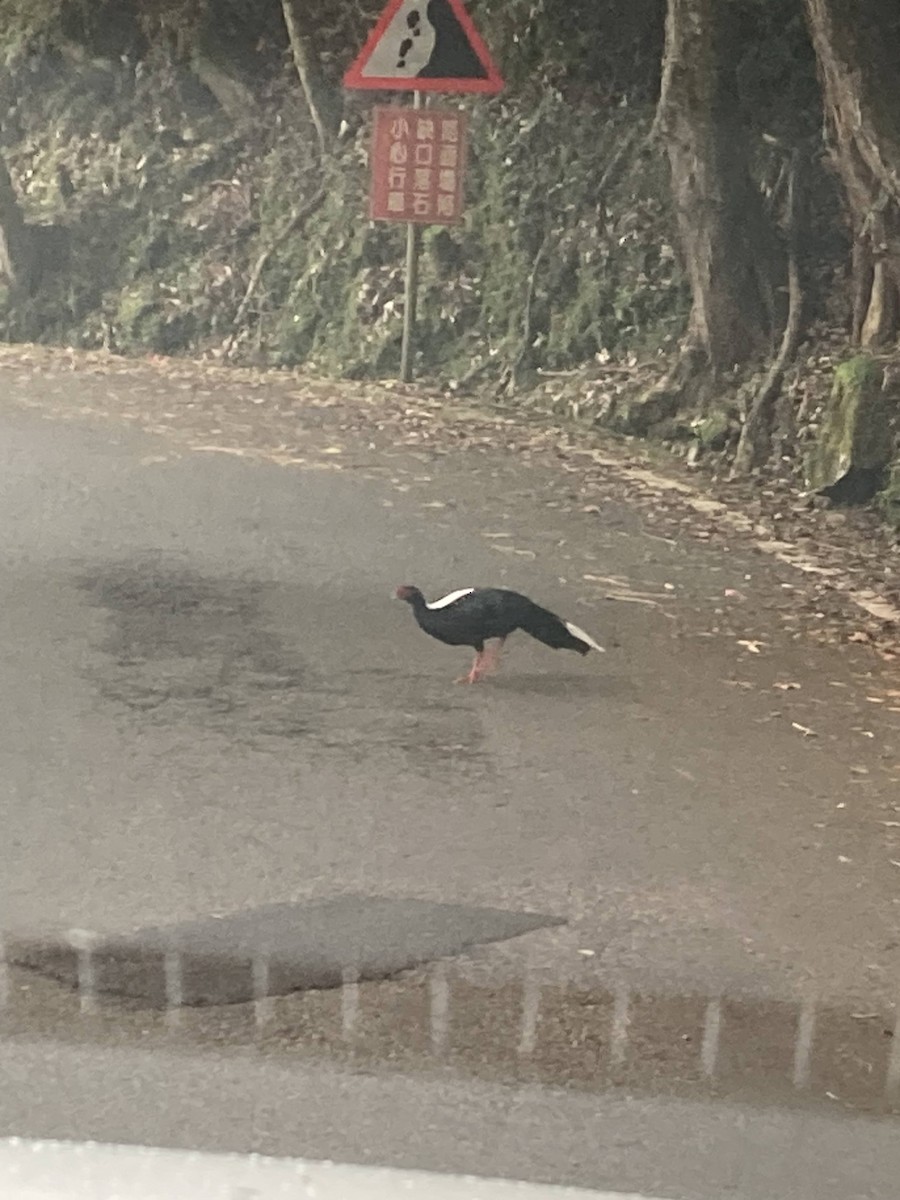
left=1, top=358, right=900, bottom=1197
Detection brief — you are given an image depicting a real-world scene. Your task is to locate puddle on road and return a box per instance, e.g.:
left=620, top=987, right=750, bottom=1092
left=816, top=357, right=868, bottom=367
left=73, top=562, right=486, bottom=776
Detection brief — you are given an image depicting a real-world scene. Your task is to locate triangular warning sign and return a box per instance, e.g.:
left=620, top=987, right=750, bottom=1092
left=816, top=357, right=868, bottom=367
left=344, top=0, right=505, bottom=94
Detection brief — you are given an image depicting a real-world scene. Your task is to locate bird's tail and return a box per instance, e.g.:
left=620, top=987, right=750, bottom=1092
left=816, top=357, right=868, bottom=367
left=517, top=598, right=606, bottom=656
left=562, top=619, right=606, bottom=655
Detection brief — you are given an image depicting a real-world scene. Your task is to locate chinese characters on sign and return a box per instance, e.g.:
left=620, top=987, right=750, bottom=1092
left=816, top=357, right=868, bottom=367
left=370, top=105, right=468, bottom=225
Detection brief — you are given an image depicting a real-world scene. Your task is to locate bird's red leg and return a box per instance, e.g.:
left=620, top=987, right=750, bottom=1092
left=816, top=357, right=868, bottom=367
left=455, top=640, right=505, bottom=684
left=456, top=649, right=486, bottom=685
left=482, top=637, right=506, bottom=675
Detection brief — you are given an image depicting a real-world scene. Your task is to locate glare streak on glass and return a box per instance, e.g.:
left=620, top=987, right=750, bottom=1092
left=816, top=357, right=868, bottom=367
left=252, top=955, right=273, bottom=1027
left=517, top=974, right=541, bottom=1057
left=68, top=929, right=98, bottom=1015
left=886, top=1005, right=900, bottom=1103
left=429, top=962, right=449, bottom=1054
left=609, top=983, right=630, bottom=1067
left=0, top=935, right=8, bottom=1008
left=792, top=998, right=817, bottom=1089
left=701, top=996, right=722, bottom=1078
left=164, top=951, right=183, bottom=1025
left=341, top=966, right=359, bottom=1039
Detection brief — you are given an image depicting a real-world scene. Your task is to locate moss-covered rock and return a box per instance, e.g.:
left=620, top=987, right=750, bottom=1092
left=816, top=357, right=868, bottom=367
left=875, top=463, right=900, bottom=526
left=804, top=355, right=893, bottom=493
left=692, top=410, right=733, bottom=450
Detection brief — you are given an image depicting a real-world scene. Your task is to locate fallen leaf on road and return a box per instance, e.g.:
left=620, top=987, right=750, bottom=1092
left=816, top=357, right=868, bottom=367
left=583, top=573, right=631, bottom=587
left=774, top=681, right=801, bottom=691
left=791, top=721, right=817, bottom=737
left=192, top=444, right=253, bottom=456
left=737, top=639, right=765, bottom=653
left=604, top=593, right=660, bottom=607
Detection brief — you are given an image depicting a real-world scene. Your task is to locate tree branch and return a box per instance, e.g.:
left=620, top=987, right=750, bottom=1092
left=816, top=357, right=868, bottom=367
left=223, top=187, right=327, bottom=359
left=0, top=152, right=34, bottom=294
left=280, top=0, right=342, bottom=154
left=732, top=149, right=808, bottom=475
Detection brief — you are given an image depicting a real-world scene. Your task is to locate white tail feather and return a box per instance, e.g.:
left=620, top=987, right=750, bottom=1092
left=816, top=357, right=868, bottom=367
left=564, top=620, right=606, bottom=653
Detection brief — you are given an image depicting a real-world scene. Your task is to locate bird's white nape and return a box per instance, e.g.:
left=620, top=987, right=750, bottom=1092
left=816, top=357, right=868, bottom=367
left=426, top=588, right=475, bottom=610
left=564, top=620, right=606, bottom=653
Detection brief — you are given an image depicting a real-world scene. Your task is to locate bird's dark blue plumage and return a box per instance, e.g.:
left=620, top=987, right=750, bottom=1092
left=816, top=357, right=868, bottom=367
left=395, top=584, right=604, bottom=683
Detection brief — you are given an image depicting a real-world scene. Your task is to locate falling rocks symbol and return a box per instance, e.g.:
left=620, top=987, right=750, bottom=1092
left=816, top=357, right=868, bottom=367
left=418, top=0, right=487, bottom=79
left=351, top=0, right=492, bottom=83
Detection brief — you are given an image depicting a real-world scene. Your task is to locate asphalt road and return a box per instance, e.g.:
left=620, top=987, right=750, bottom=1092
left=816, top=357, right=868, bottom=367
left=1, top=365, right=900, bottom=1198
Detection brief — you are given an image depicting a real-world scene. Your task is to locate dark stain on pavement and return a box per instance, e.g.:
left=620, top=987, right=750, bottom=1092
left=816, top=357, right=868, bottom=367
left=6, top=897, right=564, bottom=1005
left=74, top=562, right=487, bottom=777
left=76, top=565, right=305, bottom=723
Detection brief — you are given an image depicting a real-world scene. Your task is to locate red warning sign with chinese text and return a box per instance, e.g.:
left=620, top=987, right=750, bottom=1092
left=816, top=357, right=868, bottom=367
left=369, top=105, right=467, bottom=225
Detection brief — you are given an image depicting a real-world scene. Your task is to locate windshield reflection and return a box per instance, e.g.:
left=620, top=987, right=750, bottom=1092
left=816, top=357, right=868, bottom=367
left=3, top=927, right=898, bottom=1117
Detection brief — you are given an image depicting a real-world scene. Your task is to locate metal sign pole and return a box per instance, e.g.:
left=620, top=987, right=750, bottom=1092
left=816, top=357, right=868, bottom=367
left=400, top=90, right=424, bottom=384
left=346, top=0, right=505, bottom=386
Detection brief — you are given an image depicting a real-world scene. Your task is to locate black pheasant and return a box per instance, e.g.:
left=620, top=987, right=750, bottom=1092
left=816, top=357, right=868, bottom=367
left=394, top=585, right=605, bottom=683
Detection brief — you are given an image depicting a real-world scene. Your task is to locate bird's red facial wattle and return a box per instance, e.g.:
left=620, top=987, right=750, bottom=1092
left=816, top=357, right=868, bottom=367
left=394, top=584, right=416, bottom=601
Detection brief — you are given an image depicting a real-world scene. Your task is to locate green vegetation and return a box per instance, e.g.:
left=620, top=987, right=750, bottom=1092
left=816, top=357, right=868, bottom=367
left=0, top=0, right=898, bottom=519
left=0, top=48, right=685, bottom=380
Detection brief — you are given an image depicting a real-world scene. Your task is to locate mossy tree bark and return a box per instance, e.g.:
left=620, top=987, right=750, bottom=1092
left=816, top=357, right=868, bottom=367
left=805, top=0, right=900, bottom=346
left=280, top=0, right=342, bottom=154
left=656, top=0, right=776, bottom=371
left=625, top=0, right=779, bottom=434
left=0, top=151, right=34, bottom=295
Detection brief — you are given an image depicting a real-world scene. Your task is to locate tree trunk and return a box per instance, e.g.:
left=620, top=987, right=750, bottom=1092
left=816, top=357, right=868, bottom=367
left=0, top=152, right=34, bottom=295
left=732, top=149, right=809, bottom=475
left=805, top=0, right=900, bottom=347
left=280, top=0, right=342, bottom=153
left=655, top=0, right=777, bottom=371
